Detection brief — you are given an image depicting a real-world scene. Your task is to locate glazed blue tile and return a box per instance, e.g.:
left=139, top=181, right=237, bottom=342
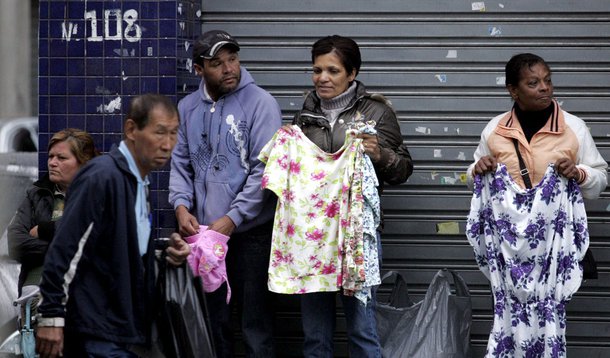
left=140, top=39, right=158, bottom=57
left=104, top=40, right=124, bottom=58
left=39, top=77, right=49, bottom=96
left=105, top=115, right=123, bottom=132
left=84, top=1, right=104, bottom=17
left=159, top=2, right=176, bottom=19
left=104, top=58, right=122, bottom=75
left=49, top=58, right=67, bottom=76
left=67, top=59, right=85, bottom=76
left=141, top=77, right=158, bottom=93
left=39, top=39, right=49, bottom=58
left=159, top=58, right=176, bottom=76
left=101, top=95, right=122, bottom=115
left=86, top=41, right=104, bottom=57
left=39, top=96, right=49, bottom=115
left=86, top=115, right=104, bottom=133
left=91, top=134, right=104, bottom=153
left=67, top=115, right=86, bottom=130
left=140, top=20, right=159, bottom=39
left=50, top=2, right=66, bottom=19
left=159, top=77, right=176, bottom=95
left=49, top=114, right=68, bottom=132
left=159, top=20, right=176, bottom=37
left=157, top=171, right=170, bottom=188
left=122, top=1, right=141, bottom=13
left=49, top=97, right=67, bottom=114
left=85, top=58, right=104, bottom=76
left=39, top=58, right=49, bottom=77
left=49, top=39, right=67, bottom=57
left=122, top=77, right=140, bottom=95
left=68, top=96, right=86, bottom=114
left=39, top=115, right=50, bottom=133
left=158, top=38, right=175, bottom=57
left=85, top=77, right=104, bottom=95
left=122, top=41, right=140, bottom=58
left=122, top=58, right=140, bottom=76
left=67, top=39, right=85, bottom=57
left=141, top=59, right=158, bottom=76
left=60, top=20, right=83, bottom=43
left=49, top=77, right=67, bottom=95
left=86, top=96, right=104, bottom=114
left=49, top=20, right=67, bottom=39
left=39, top=20, right=49, bottom=38
left=104, top=77, right=122, bottom=94
left=67, top=2, right=85, bottom=20
left=39, top=1, right=49, bottom=19
left=67, top=77, right=86, bottom=95
left=141, top=1, right=159, bottom=19
left=103, top=134, right=123, bottom=152
left=122, top=95, right=134, bottom=110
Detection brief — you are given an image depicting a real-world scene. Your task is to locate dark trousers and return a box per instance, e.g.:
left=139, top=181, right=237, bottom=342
left=206, top=222, right=276, bottom=358
left=63, top=333, right=139, bottom=358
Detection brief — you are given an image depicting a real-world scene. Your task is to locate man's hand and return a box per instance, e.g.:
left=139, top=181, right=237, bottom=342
left=175, top=205, right=199, bottom=237
left=36, top=326, right=63, bottom=358
left=357, top=133, right=381, bottom=162
left=165, top=233, right=191, bottom=266
left=473, top=156, right=498, bottom=175
left=208, top=215, right=236, bottom=237
left=555, top=158, right=581, bottom=181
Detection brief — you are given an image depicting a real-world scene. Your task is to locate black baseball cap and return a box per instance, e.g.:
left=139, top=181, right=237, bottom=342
left=193, top=30, right=240, bottom=62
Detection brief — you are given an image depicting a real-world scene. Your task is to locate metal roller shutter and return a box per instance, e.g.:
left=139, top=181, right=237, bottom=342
left=201, top=1, right=610, bottom=356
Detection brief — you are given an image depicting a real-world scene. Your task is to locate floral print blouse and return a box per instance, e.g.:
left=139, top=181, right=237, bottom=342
left=259, top=125, right=377, bottom=295
left=466, top=164, right=589, bottom=358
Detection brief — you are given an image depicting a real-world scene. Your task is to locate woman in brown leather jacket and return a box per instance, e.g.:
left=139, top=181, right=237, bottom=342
left=292, top=35, right=413, bottom=358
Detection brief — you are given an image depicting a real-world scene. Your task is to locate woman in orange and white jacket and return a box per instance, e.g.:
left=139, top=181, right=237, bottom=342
left=467, top=53, right=607, bottom=199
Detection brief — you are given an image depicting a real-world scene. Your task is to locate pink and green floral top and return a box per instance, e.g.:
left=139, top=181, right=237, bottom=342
left=259, top=125, right=365, bottom=294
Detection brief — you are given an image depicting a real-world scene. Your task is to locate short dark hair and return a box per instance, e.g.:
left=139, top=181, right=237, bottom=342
left=311, top=35, right=361, bottom=76
left=126, top=94, right=178, bottom=130
left=505, top=53, right=550, bottom=87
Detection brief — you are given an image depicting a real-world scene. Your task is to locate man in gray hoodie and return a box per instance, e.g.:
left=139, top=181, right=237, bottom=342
left=169, top=30, right=282, bottom=357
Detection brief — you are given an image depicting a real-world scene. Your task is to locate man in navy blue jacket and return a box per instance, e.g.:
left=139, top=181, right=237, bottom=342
left=35, top=94, right=190, bottom=358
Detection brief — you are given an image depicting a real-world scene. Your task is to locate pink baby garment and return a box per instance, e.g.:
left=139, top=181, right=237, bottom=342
left=185, top=225, right=231, bottom=303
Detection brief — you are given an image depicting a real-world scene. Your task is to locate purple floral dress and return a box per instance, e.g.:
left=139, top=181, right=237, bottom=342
left=466, top=164, right=589, bottom=358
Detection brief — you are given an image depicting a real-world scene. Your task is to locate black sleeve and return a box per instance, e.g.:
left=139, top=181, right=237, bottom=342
left=374, top=107, right=414, bottom=185
left=37, top=220, right=57, bottom=242
left=7, top=191, right=50, bottom=266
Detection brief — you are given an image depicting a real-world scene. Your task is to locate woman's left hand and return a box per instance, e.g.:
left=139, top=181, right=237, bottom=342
left=555, top=158, right=581, bottom=182
left=29, top=225, right=39, bottom=238
left=358, top=133, right=381, bottom=162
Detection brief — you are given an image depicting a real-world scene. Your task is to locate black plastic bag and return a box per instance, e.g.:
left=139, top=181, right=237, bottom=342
left=376, top=269, right=472, bottom=358
left=582, top=248, right=598, bottom=280
left=155, top=242, right=215, bottom=358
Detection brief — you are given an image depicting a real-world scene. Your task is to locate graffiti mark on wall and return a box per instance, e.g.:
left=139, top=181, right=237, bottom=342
left=97, top=96, right=122, bottom=114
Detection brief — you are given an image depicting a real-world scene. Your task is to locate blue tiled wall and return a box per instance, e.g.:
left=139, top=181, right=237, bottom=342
left=39, top=0, right=202, bottom=237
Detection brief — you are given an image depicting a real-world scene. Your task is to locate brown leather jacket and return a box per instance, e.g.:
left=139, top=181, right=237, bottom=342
left=292, top=80, right=413, bottom=194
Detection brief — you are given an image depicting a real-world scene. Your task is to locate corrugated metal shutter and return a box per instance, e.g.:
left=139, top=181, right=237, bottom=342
left=201, top=1, right=610, bottom=356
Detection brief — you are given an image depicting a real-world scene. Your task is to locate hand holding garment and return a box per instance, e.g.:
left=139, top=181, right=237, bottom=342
left=185, top=225, right=231, bottom=303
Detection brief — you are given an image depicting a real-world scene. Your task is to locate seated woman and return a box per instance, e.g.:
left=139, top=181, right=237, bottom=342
left=8, top=128, right=98, bottom=295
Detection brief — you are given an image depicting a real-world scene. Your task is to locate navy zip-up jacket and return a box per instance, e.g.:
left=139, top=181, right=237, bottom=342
left=38, top=145, right=156, bottom=345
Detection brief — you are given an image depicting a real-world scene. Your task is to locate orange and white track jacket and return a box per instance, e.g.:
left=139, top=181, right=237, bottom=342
left=467, top=100, right=608, bottom=199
